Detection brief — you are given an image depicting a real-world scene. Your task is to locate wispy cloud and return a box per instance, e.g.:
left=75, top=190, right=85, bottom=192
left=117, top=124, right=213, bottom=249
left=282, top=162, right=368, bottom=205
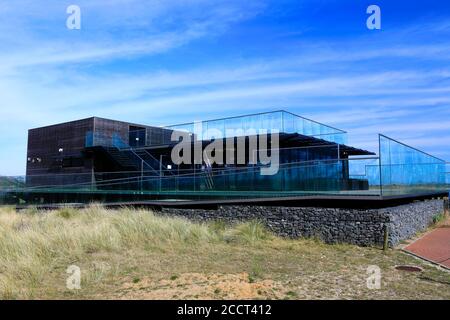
left=0, top=1, right=450, bottom=175
left=0, top=0, right=265, bottom=70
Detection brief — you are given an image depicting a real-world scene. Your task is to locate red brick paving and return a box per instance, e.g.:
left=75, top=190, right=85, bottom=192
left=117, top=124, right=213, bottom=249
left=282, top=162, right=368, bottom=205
left=404, top=224, right=450, bottom=269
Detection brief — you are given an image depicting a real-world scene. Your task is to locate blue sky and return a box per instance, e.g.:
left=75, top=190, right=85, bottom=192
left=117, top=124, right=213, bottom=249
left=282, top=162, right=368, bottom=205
left=0, top=0, right=450, bottom=175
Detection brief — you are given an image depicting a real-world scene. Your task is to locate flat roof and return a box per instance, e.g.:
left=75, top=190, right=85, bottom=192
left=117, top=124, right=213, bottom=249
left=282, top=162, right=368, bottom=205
left=29, top=116, right=157, bottom=132
left=128, top=132, right=375, bottom=156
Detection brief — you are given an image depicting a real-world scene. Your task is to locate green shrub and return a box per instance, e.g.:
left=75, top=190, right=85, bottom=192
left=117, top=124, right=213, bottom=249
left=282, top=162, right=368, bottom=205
left=432, top=213, right=445, bottom=225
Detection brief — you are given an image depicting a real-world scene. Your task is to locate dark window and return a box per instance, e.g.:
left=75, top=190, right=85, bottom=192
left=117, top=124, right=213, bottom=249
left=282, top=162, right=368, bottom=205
left=129, top=126, right=146, bottom=147
left=62, top=157, right=84, bottom=168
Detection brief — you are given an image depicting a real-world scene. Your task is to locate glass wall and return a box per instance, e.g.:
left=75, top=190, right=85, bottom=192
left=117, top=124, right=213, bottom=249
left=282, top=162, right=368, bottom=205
left=379, top=134, right=446, bottom=196
left=349, top=157, right=381, bottom=188
left=0, top=155, right=380, bottom=206
left=167, top=111, right=348, bottom=145
left=3, top=121, right=449, bottom=206
left=2, top=146, right=449, bottom=206
left=445, top=163, right=450, bottom=187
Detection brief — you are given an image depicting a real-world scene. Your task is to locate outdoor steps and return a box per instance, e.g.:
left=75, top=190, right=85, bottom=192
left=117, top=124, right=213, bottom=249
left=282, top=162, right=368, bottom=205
left=104, top=147, right=139, bottom=169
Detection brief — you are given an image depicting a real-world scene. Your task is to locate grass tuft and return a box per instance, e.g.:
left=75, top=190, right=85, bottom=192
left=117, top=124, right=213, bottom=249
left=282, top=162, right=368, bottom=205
left=223, top=220, right=272, bottom=244
left=432, top=212, right=445, bottom=225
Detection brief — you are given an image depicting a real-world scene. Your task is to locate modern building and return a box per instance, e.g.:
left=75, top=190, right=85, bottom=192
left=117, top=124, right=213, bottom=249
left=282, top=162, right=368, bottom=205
left=1, top=110, right=445, bottom=247
left=5, top=110, right=447, bottom=205
left=26, top=116, right=174, bottom=188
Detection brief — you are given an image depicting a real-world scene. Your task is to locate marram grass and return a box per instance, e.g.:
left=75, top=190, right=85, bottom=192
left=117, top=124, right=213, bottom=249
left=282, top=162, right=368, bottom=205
left=0, top=205, right=268, bottom=299
left=0, top=205, right=448, bottom=300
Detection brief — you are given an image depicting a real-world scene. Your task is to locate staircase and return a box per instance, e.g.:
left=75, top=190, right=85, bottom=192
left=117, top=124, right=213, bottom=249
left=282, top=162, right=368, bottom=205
left=104, top=147, right=137, bottom=169
left=134, top=149, right=167, bottom=173
left=88, top=132, right=167, bottom=177
left=103, top=147, right=159, bottom=175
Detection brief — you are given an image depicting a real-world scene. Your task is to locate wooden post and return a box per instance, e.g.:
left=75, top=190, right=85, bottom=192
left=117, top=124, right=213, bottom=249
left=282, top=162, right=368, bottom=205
left=383, top=225, right=389, bottom=251
left=444, top=198, right=449, bottom=217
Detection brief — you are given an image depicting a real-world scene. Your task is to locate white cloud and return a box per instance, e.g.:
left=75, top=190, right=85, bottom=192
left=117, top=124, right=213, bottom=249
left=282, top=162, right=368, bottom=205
left=0, top=0, right=265, bottom=70
left=1, top=4, right=450, bottom=175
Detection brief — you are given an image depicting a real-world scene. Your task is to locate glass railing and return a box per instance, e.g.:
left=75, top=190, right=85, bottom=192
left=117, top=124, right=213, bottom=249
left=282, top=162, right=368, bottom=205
left=85, top=131, right=162, bottom=175
left=2, top=159, right=447, bottom=206
left=166, top=110, right=348, bottom=145
left=2, top=133, right=448, bottom=206
left=0, top=176, right=26, bottom=189
left=378, top=135, right=447, bottom=196
left=445, top=162, right=450, bottom=191
left=1, top=157, right=379, bottom=196
left=349, top=158, right=381, bottom=185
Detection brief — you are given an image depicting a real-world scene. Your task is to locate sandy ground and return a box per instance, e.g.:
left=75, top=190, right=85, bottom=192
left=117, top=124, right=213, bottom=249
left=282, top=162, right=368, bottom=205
left=111, top=273, right=287, bottom=300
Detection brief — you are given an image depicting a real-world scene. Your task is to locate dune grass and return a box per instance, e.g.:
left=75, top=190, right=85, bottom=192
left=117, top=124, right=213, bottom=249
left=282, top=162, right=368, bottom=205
left=0, top=205, right=448, bottom=300
left=0, top=205, right=270, bottom=299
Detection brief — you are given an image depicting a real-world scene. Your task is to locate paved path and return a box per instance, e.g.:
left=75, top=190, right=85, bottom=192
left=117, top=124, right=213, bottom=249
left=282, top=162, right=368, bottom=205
left=404, top=218, right=450, bottom=269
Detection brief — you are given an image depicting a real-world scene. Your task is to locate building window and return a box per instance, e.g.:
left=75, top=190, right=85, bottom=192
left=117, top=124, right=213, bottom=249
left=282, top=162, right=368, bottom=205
left=62, top=157, right=84, bottom=168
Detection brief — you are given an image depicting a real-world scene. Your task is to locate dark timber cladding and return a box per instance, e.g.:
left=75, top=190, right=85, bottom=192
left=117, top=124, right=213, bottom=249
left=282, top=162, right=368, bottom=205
left=26, top=118, right=95, bottom=187
left=26, top=117, right=174, bottom=187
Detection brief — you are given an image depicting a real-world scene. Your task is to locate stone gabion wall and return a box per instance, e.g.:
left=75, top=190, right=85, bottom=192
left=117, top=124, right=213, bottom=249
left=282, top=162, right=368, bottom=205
left=385, top=200, right=444, bottom=245
left=161, top=199, right=444, bottom=246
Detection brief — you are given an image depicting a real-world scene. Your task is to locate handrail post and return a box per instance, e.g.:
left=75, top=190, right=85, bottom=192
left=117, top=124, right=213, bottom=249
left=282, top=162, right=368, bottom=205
left=141, top=159, right=143, bottom=192
left=159, top=154, right=163, bottom=192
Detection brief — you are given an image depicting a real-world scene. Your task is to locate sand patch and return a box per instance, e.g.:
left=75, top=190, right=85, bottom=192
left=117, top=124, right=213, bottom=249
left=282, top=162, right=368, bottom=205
left=112, top=272, right=287, bottom=300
